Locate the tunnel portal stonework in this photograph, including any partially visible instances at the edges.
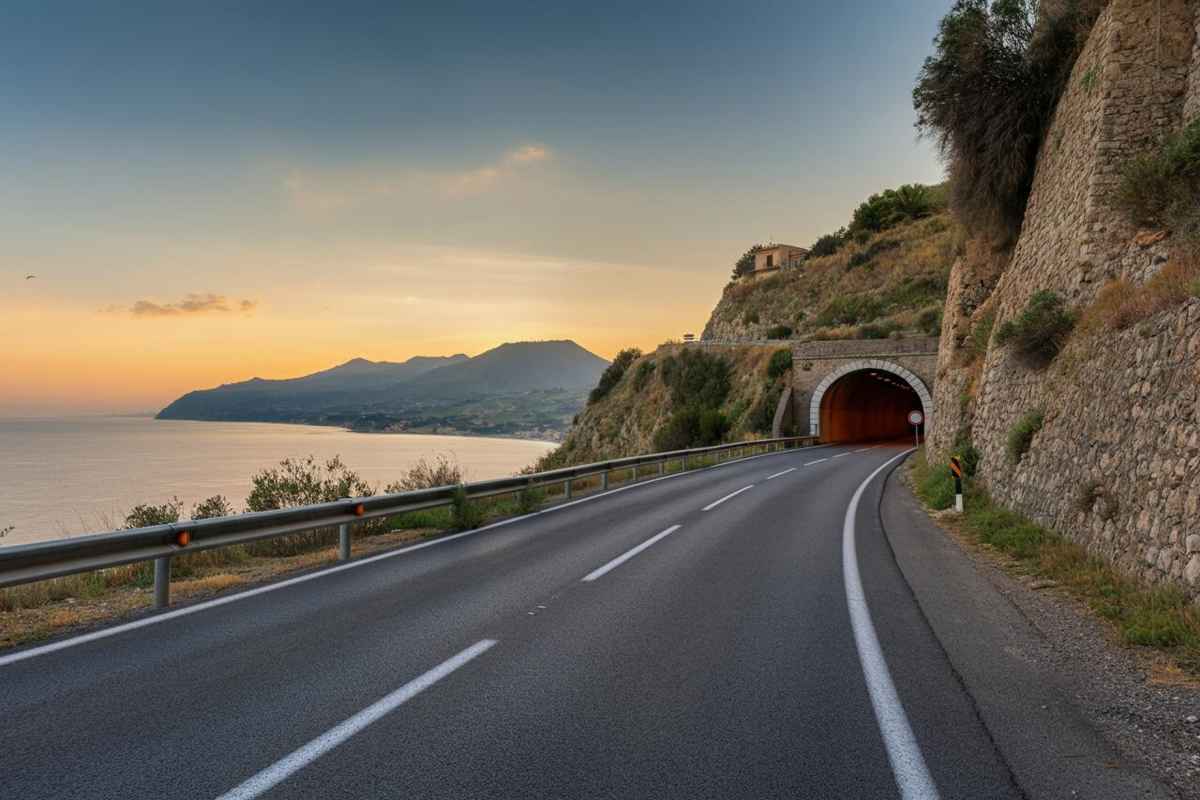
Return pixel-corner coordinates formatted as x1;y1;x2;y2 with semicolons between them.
786;338;939;441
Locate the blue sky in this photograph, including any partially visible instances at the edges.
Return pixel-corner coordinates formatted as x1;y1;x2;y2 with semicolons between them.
0;0;951;414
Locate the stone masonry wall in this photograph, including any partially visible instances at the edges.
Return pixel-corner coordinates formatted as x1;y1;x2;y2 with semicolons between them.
932;0;1200;598
1188;1;1200;120
974;300;1200;589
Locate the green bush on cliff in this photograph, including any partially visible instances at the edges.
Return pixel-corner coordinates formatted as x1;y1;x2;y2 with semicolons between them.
1116;118;1200;240
995;291;1075;366
766;349;793;380
1006;409;1045;464
589;348;641;404
817;295;884;326
631;359;656;391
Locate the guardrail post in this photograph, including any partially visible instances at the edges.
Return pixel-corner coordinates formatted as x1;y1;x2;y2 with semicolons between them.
564;479;572;499
338;523;351;561
601;471;609;490
632;464;638;481
153;556;170;608
658;460;664;475
682;453;688;471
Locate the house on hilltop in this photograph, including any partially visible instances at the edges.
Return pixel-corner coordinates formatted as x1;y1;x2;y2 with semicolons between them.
753;243;808;275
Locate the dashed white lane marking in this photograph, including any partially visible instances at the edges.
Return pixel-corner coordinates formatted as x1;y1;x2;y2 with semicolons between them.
833;453;850;458
841;449;939;800
854;447;873;453
582;525;683;582
701;485;754;512
0;444;826;669
765;467;796;480
804;458;829;466
214;639;497;800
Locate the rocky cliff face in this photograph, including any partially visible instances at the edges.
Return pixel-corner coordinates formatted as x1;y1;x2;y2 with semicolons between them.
931;0;1200;597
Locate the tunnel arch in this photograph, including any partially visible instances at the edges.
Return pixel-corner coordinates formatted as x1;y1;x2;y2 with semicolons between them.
808;360;933;443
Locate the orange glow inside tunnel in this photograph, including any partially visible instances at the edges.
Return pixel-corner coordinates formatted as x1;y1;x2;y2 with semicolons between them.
818;369;924;444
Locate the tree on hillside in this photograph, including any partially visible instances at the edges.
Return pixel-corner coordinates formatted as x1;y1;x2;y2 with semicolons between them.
731;245;765;280
809;228;846;258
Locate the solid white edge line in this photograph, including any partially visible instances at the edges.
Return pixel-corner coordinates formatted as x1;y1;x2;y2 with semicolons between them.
0;443;836;669
581;525;682;582
701;484;754;512
214;639;497;800
804;458;829;466
842;448;939;800
765;467;796;481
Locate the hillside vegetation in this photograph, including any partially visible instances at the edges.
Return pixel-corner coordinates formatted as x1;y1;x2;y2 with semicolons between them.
703;202;963;342
535;345;791;468
537;184;963;467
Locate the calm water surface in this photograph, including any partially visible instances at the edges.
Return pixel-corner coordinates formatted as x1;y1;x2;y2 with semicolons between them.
0;417;555;545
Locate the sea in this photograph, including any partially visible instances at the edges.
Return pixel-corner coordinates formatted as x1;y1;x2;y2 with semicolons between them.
0;416;556;546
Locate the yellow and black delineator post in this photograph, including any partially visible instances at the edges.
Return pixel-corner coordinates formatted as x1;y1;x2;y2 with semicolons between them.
949;456;965;513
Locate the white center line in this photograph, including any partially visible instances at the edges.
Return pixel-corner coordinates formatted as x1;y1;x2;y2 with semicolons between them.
214;639;497;800
854;447;873;453
582;525;682;582
765;467;796;480
804;458;829;466
701;484;754;512
833;453;850;458
842;449;939;800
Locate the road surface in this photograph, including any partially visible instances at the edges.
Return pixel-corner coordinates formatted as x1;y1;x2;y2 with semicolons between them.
0;444;1171;798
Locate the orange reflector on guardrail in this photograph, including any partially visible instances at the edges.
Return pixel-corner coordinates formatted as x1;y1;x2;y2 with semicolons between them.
175;530;191;547
354;503;365;517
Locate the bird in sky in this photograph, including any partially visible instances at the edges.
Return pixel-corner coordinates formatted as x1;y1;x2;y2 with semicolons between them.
25;274;36;279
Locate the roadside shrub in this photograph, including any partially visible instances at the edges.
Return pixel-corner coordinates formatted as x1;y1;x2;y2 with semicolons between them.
766;349;793;380
653;407;729;451
589;348;641;404
190;495;234;520
911;451;956;510
516;483;546;514
245;455;380;555
914;0;1103;239
765;324;793;339
1114;118;1200;238
918;307;943;336
817;295;884;326
951;428;981;477
743;310;760;325
385;454;463;492
809;229;845;257
451;485;482;530
632;359;656;391
995;291;1075;366
124;499;182;529
1006;409;1045;464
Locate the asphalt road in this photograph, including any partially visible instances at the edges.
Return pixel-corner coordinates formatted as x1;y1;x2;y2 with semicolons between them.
0;443;1169;799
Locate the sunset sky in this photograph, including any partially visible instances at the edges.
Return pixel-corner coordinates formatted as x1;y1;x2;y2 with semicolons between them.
1;1;947;416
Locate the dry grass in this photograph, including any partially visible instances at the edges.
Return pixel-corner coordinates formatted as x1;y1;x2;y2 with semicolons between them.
1079;254;1200;334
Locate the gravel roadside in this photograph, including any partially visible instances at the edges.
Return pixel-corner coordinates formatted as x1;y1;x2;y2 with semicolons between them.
887;463;1199;799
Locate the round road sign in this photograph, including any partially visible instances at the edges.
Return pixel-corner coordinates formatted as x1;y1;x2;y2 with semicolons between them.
907;410;924;426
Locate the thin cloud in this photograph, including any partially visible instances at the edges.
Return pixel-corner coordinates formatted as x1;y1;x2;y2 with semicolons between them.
119;293;258;318
283;143;554;211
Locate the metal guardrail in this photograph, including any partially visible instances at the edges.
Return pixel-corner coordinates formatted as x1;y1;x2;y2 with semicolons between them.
0;436;817;608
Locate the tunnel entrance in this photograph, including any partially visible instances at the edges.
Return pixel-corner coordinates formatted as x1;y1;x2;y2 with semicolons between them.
809;361;932;444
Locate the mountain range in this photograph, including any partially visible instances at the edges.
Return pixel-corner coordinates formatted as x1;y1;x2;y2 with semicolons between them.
157;340;609;438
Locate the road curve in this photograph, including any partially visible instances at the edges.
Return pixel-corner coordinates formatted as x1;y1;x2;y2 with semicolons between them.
0;445;1059;798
